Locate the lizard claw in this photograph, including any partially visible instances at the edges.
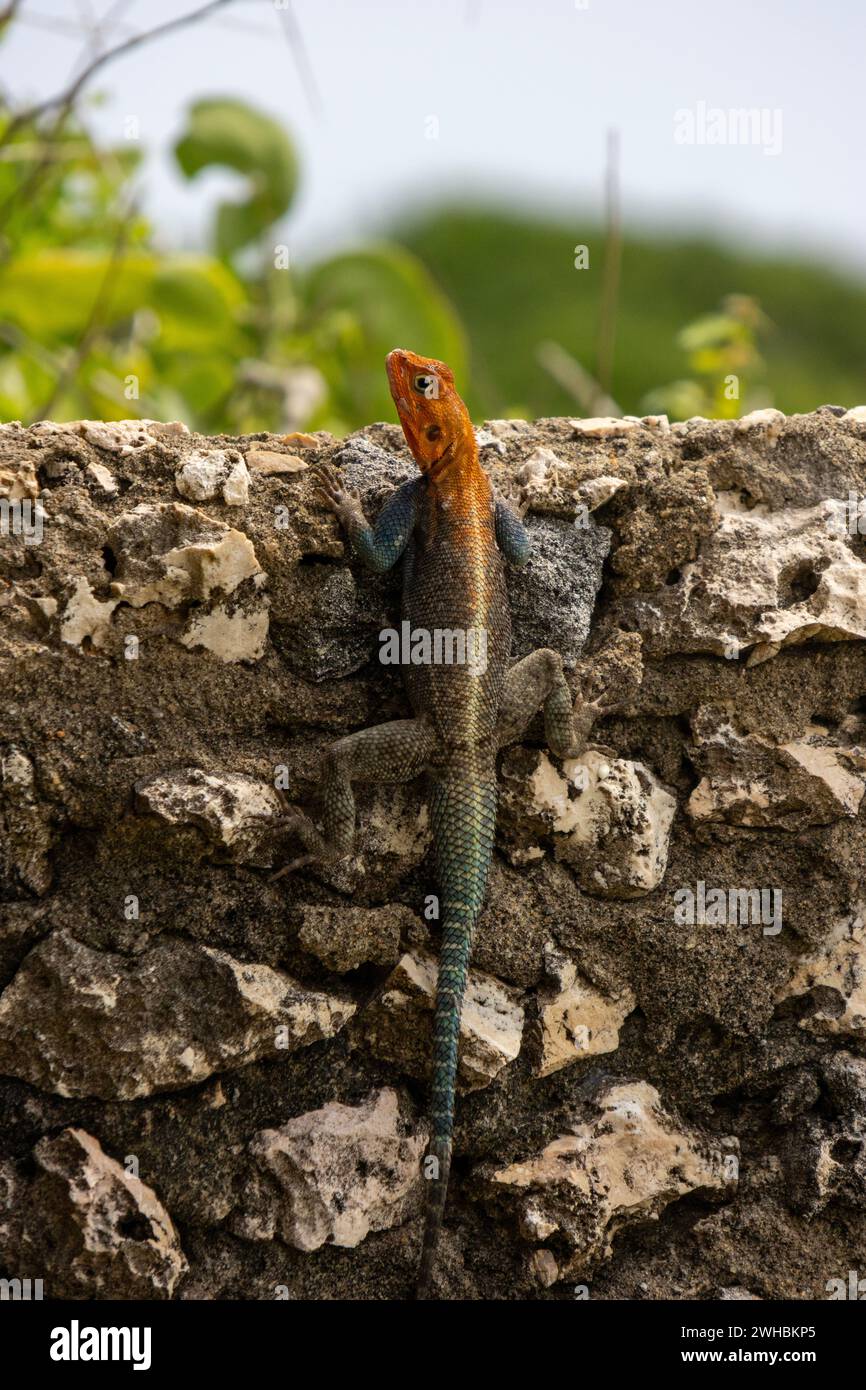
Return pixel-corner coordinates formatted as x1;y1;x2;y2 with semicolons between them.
501;482;532;520
240;792;332;882
312;463;362;520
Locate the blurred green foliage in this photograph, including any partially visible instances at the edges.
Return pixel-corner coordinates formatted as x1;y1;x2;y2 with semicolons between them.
397;208;866;421
0;92;466;433
0;62;863;432
644;294;770;420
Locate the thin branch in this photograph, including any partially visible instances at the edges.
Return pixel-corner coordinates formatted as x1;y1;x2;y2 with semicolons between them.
276;1;323;120
11;11;130;38
537;339;621;418
596;127;623;400
34;207;133;420
5;0;236;136
0;319;67;376
0;140;94;160
0;0;240;233
0;0;24;28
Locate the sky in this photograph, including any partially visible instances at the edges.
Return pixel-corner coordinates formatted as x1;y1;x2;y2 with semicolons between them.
4;0;865;272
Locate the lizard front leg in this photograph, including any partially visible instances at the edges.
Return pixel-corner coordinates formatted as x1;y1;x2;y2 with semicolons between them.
314;463;420;573
270;718;436;880
495;647;619;759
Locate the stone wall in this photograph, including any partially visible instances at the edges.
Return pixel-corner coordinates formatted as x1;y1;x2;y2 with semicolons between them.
0;404;865;1300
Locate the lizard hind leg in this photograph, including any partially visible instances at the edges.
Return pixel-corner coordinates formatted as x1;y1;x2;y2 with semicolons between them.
495;646;613;760
271;717;436;880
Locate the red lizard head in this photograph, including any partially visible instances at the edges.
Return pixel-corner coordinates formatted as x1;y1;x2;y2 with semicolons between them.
386;348;477;484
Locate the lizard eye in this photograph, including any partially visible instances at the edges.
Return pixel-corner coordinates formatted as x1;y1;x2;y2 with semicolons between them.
413;373;438;399
426;425;442;441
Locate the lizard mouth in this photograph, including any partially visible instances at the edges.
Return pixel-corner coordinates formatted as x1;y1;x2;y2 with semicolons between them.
426;440;453;480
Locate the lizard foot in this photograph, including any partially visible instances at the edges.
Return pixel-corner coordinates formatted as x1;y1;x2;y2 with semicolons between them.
240;793;334;882
501;481;533;519
312;462;364;529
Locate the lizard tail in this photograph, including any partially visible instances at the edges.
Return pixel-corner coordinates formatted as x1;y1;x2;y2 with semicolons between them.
416;757;496;1300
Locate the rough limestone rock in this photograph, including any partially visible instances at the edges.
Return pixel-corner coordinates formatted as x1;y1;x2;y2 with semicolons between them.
0;746;55;894
822;1050;866;1112
108;502;262;606
487;1082;737;1279
134;766;284;866
776;907;866;1038
687;706;866;827
500;746;676;897
0;1127;186;1298
175;448;249;506
244;447;309;476
104;501;269;662
507;513;611;668
0;408;865;1300
235;1088;426;1250
0;930;355;1097
534;949;635;1076
297;903;411;973
630;494;866;663
358;948;524;1091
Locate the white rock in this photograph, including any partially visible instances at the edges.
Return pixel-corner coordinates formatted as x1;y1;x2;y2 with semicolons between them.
571;417;639;438
735;407;786;442
632;496;866;662
222;457;250;506
238;1089;426;1251
475;428;507;455
529;1249;560;1287
0;929;356;1098
85;461;118;494
517;446;563;484
504;748;676;898
179;599;269;662
59;576;119;648
842;406;866;425
0;458;39;500
535;972;635;1076
687;711;866;827
641;414;671;433
1;749;34;789
482;419;534;440
245;448;308;475
134;768;282;849
79;419;181;453
578;474;628;511
1;1128;189;1298
174;448;232;502
776;907;866;1038
489;1081;736;1278
359;948;524;1091
108;504;262;610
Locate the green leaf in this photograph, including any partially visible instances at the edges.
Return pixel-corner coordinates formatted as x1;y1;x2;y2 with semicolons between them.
302;243;468;425
0;249;243;347
677;313;748;353
0;249;159;337
150;257;245;350
174;98;299;256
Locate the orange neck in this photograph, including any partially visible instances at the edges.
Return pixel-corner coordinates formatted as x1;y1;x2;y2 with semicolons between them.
426;439;490;512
